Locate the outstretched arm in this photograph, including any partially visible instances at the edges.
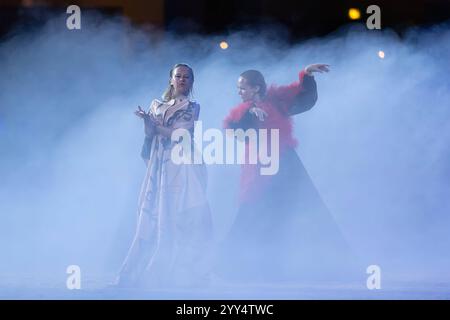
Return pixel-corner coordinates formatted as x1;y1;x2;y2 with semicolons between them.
287;70;318;116
269;64;329;116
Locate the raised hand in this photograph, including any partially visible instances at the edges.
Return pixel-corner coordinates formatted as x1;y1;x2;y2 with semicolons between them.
304;63;330;75
134;106;150;119
135;106;156;137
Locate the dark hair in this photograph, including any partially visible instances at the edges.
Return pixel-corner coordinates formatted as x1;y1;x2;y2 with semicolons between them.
162;63;195;101
240;69;267;97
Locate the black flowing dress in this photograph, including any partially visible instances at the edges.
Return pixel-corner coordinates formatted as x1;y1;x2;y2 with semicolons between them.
217;71;359;283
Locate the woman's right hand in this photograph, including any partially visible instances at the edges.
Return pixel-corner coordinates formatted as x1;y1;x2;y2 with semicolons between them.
135;106;155;136
134;106;151;119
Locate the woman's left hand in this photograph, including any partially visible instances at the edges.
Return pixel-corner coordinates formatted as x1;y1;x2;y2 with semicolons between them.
304;63;330;75
249;106;268;122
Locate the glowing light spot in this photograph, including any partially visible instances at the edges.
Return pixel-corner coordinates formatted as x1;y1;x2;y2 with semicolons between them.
219;41;229;50
348;8;361;20
378;50;385;59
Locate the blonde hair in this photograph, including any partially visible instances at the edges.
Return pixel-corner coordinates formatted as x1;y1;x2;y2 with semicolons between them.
162;63;194;102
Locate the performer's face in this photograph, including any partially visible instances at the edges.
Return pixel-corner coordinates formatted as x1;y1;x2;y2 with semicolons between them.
170;66;193;97
237;76;260;102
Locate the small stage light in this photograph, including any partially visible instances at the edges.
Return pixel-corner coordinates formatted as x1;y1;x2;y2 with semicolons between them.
348;8;361;20
219;41;229;50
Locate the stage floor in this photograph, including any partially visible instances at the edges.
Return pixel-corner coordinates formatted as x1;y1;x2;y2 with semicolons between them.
1;275;449;299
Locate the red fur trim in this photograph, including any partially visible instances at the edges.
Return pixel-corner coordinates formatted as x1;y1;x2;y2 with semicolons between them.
223;101;253;129
298;69;309;87
267;71;305;102
266;69;313;114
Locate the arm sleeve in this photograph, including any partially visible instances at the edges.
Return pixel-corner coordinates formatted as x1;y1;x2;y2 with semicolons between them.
140;136;153;161
140;99;159;162
268;70;318;116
